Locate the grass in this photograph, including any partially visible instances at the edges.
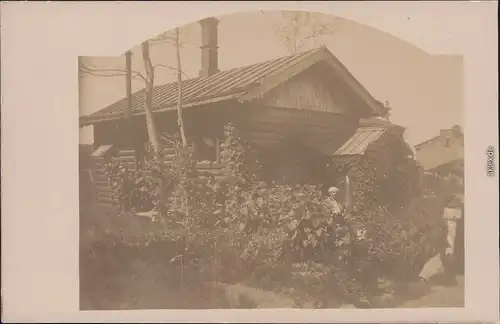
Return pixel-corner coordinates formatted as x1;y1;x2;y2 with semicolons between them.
79;205;230;310
80;241;464;310
398;276;464;308
80;245;232;310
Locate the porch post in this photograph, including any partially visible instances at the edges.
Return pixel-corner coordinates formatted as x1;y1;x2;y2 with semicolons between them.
345;174;352;214
215;137;221;163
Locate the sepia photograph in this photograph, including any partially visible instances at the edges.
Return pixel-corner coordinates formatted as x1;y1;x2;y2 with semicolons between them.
78;10;466;310
3;1;499;322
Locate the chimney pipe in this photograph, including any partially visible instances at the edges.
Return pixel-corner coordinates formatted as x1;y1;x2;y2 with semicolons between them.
199;17;220;77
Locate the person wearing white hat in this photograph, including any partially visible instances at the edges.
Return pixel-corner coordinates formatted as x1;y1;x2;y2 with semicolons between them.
328;186;339;194
325;186;342;215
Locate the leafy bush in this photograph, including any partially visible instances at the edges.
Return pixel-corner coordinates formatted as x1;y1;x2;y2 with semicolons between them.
104;160;159;212
290;261;366;304
94;122;447;306
241;227;288;266
326;136;445;286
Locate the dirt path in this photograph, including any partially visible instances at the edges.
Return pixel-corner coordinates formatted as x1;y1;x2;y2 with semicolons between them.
399;276;464;308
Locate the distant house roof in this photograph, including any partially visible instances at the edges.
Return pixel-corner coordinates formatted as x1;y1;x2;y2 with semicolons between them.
432;158;464;176
415;126;464;170
80;47;386;127
418;156;464;173
415;125;463;149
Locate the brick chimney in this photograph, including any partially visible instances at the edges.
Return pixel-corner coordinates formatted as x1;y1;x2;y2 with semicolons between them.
199;17;220;77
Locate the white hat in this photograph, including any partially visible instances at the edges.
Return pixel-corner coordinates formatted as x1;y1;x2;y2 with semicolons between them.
328;186;339;193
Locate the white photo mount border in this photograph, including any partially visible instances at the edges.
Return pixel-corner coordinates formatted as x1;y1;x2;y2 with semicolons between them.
1;1;498;323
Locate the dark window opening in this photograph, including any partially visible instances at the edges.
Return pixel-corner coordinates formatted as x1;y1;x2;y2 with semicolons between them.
194;136;220;162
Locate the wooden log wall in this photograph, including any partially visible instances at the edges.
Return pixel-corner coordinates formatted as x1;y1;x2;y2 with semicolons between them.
111;149;136;171
235;103;359;156
227;102;360;185
90;155;119;209
195;161;226;180
91;147;227;211
259;63;348;114
160;148;226;180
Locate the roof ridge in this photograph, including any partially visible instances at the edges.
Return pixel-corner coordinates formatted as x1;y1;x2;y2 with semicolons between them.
81;46;387;126
82;48;327;122
159;47;323;86
415;134;440;148
220;47;322;72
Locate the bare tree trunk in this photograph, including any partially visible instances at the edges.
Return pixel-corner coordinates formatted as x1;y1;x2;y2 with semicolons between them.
174;28;190;219
141;41;166;212
141;42;161;156
175;28;188;147
125;50;140;165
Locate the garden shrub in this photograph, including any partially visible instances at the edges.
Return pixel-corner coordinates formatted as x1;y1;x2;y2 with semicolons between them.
290;261;366;305
326;133;447;287
104;160;159;212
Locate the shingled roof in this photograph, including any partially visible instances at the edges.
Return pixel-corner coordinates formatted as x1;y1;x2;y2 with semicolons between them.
334;126;391;156
80;47;386;126
333;119;412;157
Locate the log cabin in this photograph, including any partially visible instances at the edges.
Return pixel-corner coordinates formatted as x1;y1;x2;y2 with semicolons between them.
79;17;396;207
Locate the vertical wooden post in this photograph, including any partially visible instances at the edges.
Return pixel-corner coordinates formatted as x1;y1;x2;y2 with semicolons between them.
215;137;221;163
125;51;133;120
125;50;139;168
345;174;351;214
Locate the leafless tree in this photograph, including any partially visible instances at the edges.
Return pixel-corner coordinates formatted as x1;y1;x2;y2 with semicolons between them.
80;29;192;210
270;11;340;54
79;29;191;146
174;28;188;146
140;41;162;158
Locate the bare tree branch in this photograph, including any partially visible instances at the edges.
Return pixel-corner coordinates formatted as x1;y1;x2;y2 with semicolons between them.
150;37;196;48
80;63;146;81
81;61;191;81
272;11;340;55
152;63;191;79
80;27;195;82
150;28;195;48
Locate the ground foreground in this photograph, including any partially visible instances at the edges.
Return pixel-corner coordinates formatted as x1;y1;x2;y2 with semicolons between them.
80;205;463;310
80;245;464;310
399;276;464;308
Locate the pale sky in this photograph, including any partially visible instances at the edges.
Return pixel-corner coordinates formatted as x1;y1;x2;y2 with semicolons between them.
79;11;463;146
